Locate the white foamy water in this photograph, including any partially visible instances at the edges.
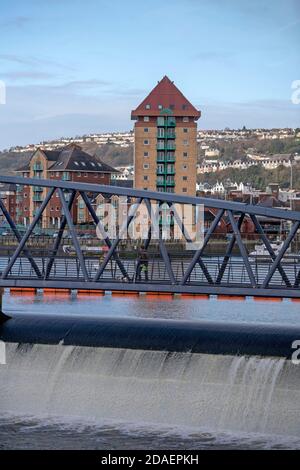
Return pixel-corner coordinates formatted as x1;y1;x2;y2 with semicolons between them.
1;342;299;444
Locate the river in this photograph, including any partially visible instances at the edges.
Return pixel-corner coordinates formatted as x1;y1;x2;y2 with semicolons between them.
0;291;299;450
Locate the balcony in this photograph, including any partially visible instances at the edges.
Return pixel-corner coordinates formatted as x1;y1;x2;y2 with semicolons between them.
166;180;175;187
157;167;175;175
167;118;176;127
166;155;176;163
157;155;165;163
156;179;165;186
156;143;176;151
166;131;176;139
33;195;43;202
33;164;43;171
33;186;43;192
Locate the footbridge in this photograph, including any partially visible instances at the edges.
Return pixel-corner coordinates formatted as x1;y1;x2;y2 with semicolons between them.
0;175;300;299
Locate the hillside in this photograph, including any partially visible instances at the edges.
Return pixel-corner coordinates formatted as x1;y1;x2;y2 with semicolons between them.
0;151;32;176
0;144;134;177
197;164;300;190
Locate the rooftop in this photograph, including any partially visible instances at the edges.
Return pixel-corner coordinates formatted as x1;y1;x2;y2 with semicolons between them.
17;144;118;174
131;75;201;119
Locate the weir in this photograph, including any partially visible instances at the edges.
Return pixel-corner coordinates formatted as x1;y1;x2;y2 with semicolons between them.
0;314;300;437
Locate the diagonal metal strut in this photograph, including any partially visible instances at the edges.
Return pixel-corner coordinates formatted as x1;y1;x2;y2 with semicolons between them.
1;188;55;279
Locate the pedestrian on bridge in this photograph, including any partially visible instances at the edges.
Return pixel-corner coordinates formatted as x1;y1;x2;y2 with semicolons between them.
136;244;149;282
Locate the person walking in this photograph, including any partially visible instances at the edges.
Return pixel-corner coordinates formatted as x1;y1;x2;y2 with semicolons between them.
136;244;149;282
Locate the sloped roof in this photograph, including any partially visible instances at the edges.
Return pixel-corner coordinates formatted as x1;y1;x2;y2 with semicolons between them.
131;75;201;119
16;144;118;174
49;144;117;173
257;195;285;208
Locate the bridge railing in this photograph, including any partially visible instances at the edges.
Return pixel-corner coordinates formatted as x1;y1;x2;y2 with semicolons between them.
0;175;300;297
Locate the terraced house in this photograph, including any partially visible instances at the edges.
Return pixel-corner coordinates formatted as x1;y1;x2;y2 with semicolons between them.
131;76;201;196
16;144;117;228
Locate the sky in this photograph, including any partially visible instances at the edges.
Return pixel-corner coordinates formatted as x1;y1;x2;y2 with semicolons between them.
0;0;299;149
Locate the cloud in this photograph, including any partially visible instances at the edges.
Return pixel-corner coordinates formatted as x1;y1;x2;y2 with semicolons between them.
0;16;31;30
0;54;74;71
53;79;113;90
192;51;235;66
1;71;55;81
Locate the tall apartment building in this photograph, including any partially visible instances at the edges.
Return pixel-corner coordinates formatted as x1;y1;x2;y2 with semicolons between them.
131;76;201;196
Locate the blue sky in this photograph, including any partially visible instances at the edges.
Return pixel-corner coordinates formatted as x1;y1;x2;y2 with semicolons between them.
0;0;299;149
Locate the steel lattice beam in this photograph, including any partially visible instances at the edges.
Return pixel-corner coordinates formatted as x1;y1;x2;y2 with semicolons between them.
0;175;299;298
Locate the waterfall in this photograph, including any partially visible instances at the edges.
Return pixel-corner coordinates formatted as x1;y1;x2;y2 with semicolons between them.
0;342;299;437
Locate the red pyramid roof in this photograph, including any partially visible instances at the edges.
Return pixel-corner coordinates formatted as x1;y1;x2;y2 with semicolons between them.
131;76;201;120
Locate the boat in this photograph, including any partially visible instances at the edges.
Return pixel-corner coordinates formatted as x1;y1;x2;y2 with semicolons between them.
249;241;299;262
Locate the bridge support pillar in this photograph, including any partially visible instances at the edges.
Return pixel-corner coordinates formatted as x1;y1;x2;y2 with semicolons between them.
0;288;11;323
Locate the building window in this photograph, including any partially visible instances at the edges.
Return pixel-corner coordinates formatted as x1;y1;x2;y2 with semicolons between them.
144;128;149;132
143;187;148;191
143;163;149;170
183;128;188;133
183;140;189;146
143;176;148;181
182;104;187;110
144;116;150;122
144;152;149;157
183;117;189;122
182;164;188;170
145;104;151;109
183;152;188;158
182;188;187;192
169;104;174;110
144;140;149;145
158;104;163;110
183;176;188;181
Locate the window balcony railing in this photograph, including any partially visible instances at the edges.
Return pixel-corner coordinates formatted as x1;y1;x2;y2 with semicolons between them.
156;143;176;151
33;164;43;171
157;167;175;175
166;132;176;139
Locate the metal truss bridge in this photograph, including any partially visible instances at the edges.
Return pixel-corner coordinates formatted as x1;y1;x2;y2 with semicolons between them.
0;175;300;299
